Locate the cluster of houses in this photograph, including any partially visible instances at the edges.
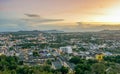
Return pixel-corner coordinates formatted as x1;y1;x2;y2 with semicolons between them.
0;31;120;73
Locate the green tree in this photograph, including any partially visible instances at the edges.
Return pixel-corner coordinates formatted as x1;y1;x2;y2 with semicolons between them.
60;66;69;74
91;63;106;74
69;56;85;65
33;51;39;57
75;64;91;74
46;60;52;65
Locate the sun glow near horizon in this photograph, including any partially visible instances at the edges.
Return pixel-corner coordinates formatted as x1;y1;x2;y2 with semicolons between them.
0;0;120;32
90;5;120;24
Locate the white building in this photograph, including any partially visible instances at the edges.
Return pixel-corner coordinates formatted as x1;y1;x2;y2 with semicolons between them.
60;46;72;54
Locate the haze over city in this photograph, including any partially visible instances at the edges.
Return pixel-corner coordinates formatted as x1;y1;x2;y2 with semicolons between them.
0;0;120;74
0;0;120;32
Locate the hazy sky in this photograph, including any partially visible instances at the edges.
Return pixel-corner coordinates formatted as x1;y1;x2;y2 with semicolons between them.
0;0;120;32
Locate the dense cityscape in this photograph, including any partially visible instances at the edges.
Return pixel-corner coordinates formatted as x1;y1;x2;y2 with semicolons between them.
0;30;120;74
1;0;120;74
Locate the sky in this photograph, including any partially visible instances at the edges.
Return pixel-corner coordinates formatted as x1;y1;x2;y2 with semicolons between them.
0;0;120;32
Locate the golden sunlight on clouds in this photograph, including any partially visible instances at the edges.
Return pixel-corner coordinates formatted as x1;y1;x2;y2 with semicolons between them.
89;3;120;24
0;0;120;32
53;0;120;24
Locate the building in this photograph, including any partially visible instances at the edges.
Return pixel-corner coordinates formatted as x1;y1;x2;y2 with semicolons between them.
60;46;72;54
95;53;104;62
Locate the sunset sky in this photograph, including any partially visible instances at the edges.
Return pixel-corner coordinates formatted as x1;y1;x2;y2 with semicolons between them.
0;0;120;32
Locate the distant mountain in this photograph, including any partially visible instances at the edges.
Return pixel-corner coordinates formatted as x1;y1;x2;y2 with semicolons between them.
99;30;120;33
0;30;64;35
42;30;64;33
